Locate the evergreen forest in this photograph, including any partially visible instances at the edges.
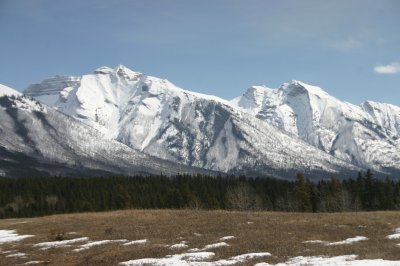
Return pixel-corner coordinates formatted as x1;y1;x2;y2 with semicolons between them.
1;170;400;218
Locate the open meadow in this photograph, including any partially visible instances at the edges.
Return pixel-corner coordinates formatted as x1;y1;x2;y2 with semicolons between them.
1;210;400;265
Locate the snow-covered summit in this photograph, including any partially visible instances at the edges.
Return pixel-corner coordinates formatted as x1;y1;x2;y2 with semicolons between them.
283;80;330;97
24;65;361;178
231;80;400;174
0;84;21;97
22;65;400;177
1;84;213;177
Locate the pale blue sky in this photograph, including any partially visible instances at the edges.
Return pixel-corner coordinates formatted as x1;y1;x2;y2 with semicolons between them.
1;0;399;104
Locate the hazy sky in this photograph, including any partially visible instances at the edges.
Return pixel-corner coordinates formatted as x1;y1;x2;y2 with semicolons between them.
1;0;399;104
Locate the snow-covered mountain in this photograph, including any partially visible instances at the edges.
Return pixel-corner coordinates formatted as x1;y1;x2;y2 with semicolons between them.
24;65;361;179
0;84;211;177
231;80;400;175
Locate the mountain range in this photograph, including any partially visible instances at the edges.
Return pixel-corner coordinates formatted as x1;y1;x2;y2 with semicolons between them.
1;65;399;179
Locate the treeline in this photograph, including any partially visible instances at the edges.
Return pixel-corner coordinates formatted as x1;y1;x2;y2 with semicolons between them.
0;170;400;218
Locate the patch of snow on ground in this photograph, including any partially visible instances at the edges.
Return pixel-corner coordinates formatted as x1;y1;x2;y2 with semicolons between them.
194;233;202;237
73;239;128;252
303;240;329;244
188;242;229;252
33;237;89;249
6;252;27;257
119;251;215;265
123;239;147;246
170;241;189;249
119;251;271;266
215;253;271;265
254;255;400;265
303;236;368;246
202;242;229;250
220;236;235;241
386;228;400;240
326;236;368;245
0;229;34;244
0;249;16;254
22;261;50;265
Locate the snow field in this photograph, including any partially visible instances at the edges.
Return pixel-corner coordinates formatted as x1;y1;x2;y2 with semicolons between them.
219;236;235;241
255;255;400;266
123;239;148;246
72;239;129;252
33;237;89;250
169;241;189;249
119;252;271;266
0;229;34;244
188;242;230;252
303;236;368;245
386;228;400;240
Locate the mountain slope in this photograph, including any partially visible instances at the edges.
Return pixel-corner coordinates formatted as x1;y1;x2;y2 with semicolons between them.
25;66;360;179
231;80;400;175
0;84;211;177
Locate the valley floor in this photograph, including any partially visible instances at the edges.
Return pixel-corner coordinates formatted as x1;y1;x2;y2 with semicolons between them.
0;210;400;265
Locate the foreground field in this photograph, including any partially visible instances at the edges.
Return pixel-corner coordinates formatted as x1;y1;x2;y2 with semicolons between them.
0;210;400;265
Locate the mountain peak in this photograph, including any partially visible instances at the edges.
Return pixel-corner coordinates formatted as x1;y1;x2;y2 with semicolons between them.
115;64;141;79
0;84;22;97
280;80;330;98
94;66;114;74
94;65;141;80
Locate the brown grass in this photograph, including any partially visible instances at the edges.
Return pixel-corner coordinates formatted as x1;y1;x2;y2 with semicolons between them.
0;210;400;265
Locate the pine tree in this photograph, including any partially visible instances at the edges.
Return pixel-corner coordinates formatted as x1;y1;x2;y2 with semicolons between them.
294;173;312;212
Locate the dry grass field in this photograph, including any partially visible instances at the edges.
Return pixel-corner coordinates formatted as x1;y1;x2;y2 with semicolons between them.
0;210;400;265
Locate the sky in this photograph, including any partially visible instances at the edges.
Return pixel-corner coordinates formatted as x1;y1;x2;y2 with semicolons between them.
0;0;399;105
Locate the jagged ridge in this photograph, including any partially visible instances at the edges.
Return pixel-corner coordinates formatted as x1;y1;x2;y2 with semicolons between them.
23;65;365;179
231;80;400;176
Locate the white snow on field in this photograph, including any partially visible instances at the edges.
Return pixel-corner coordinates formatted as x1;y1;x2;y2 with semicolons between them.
119;251;215;265
0;229;34;244
6;252;27;257
303;236;368;246
303;240;329;244
254;255;400;265
73;239;128;252
0;249;17;254
123;239;148;246
202;242;229;250
22;262;50;265
33;237;89;249
119;251;271;265
326;236;368;245
386;228;400;240
211;253;271;265
170;241;189;249
188;242;229;252
220;236;235;241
